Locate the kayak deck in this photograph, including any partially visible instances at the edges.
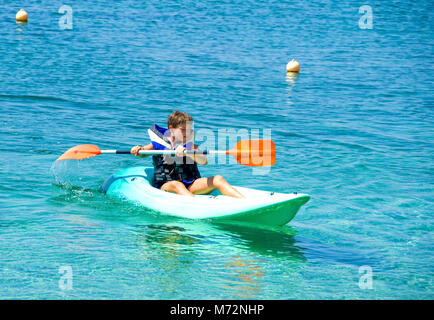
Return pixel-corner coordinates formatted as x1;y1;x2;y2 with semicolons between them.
100;166;310;227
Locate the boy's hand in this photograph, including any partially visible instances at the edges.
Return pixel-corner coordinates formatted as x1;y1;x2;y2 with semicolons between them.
131;145;142;156
175;145;186;157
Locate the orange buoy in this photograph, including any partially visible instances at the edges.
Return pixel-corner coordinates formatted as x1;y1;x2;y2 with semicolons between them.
286;59;300;73
16;9;28;22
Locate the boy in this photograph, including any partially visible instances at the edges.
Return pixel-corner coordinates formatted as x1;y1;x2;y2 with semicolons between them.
131;111;244;198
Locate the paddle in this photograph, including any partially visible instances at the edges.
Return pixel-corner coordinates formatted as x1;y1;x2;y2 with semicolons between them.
56;139;276;167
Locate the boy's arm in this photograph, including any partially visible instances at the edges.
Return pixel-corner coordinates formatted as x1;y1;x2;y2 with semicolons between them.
186;144;207;165
131;143;153;158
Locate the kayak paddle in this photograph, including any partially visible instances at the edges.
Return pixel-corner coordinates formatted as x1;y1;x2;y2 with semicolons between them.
56;140;276;166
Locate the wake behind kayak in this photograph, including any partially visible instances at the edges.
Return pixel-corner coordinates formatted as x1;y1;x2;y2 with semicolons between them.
100;166;310;227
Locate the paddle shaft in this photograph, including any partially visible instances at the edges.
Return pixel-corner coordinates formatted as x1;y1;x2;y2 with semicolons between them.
56;140;275;166
100;149;226;155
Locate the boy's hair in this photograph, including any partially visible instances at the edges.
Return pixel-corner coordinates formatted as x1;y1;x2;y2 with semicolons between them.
168;110;193;128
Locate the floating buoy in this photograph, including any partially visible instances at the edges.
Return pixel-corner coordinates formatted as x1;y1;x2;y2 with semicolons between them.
286;59;300;73
16;9;28;22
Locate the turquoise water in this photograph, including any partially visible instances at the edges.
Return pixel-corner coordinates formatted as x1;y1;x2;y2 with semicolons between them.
1;0;433;299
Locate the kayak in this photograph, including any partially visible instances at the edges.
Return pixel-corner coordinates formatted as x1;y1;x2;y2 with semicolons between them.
100;166;310;227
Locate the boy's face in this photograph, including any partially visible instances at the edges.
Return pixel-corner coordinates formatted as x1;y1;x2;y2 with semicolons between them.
169;122;193;143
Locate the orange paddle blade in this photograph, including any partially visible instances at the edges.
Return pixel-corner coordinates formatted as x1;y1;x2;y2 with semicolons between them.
227;140;276;166
56;144;101;161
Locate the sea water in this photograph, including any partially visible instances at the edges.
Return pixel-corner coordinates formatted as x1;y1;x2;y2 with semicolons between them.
0;0;432;299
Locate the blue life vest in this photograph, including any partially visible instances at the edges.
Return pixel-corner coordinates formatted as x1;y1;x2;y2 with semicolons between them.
148;124;201;188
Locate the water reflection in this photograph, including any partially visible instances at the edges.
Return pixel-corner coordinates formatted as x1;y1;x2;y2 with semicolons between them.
133;224;202;250
129;221;307;298
131;221;307;262
15;21;27;42
223;255;264;299
285;72;299;107
131;223;202;296
285;72;299;85
212;223;306;262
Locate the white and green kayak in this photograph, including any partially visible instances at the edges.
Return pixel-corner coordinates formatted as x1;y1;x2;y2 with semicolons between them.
100;166;310;227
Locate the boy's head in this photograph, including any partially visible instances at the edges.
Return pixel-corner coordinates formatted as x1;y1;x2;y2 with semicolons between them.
168;110;194;143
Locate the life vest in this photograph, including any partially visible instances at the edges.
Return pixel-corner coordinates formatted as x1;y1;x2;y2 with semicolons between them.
148;124;201;188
